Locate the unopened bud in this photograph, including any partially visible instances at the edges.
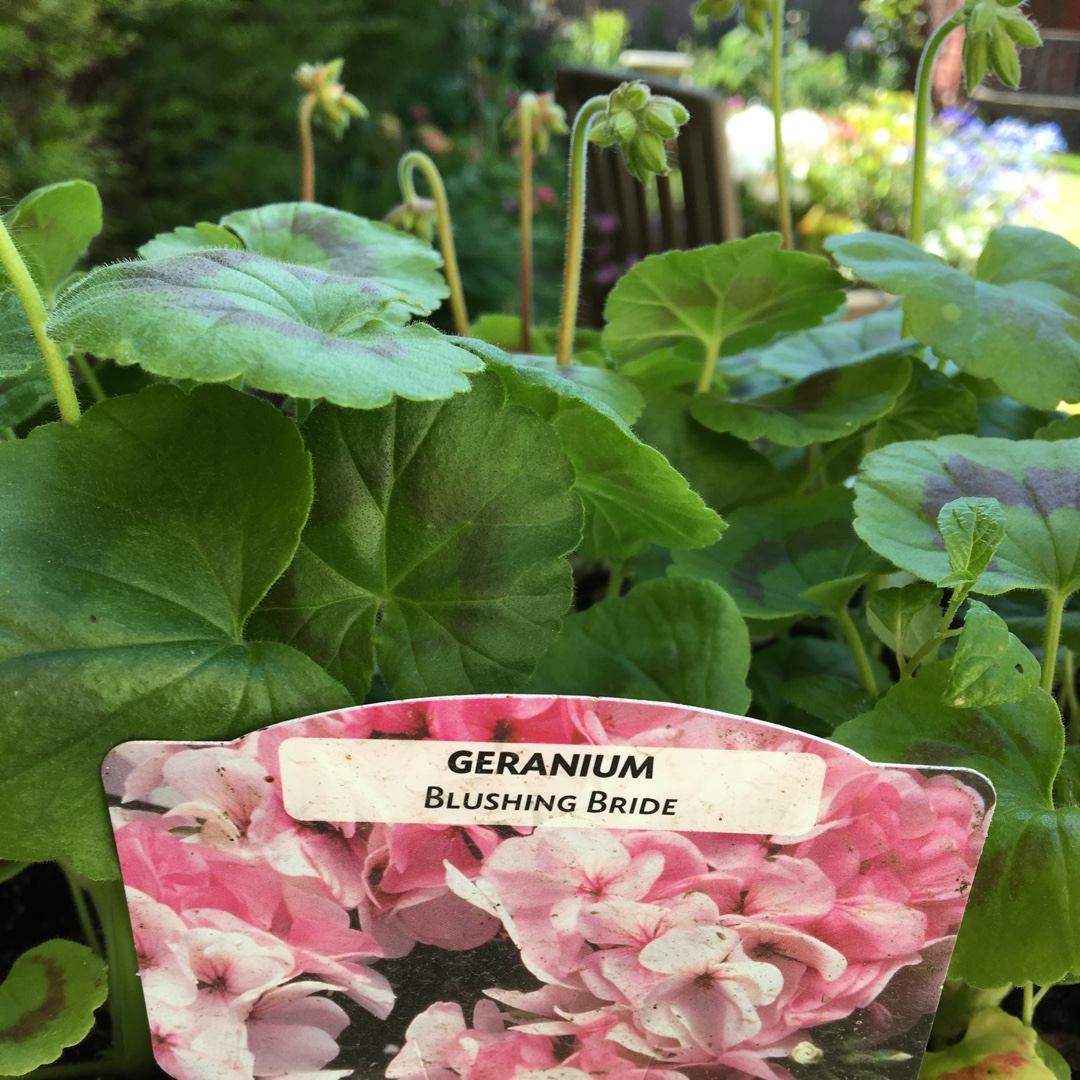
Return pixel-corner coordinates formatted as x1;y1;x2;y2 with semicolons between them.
964;32;990;91
1000;12;1041;47
694;0;739;18
609;109;638;142
968;0;999;35
644;101;680;138
617;81;652;112
623;130;669;185
589;117;619;147
743;1;767;35
791;1042;823;1065
990;24;1021;86
384;198;437;242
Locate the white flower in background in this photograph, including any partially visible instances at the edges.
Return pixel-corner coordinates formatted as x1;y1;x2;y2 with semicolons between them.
725;104;829;205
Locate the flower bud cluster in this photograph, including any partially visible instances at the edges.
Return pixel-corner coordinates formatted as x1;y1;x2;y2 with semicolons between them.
294;58;368;139
589;81;691;187
504;91;569;156
961;0;1042;91
384;198;438;242
694;0;772;36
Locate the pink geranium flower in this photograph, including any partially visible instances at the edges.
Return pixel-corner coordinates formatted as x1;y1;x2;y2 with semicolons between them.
246;982;350;1076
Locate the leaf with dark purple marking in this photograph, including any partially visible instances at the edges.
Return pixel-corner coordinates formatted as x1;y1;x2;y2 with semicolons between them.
47;249;481;407
670;486;889;619
0;940;108;1075
138;221;244;260
834;662;1080;988
689;355;911;447
827;228;1080;410
854;436;1080;596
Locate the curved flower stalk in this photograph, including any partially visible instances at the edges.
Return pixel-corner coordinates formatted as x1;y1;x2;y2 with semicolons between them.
294;59;368;203
909;0;1041;245
505;91;568;353
556;81;690;366
696;0;793;249
392;150;470;336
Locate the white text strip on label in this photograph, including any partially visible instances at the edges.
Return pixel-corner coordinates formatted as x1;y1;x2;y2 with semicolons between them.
278;739;827;835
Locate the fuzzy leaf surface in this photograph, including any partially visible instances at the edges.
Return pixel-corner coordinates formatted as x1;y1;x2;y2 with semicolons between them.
0;385;349;878
603;235;847;368
47;249;481;408
138;222;244;260
834;663;1078;987
854;436;1080;596
826;229;1080;409
0;293;39;376
250;372;583;700
671;487;887;619
0;940;108;1075
945;600;1041;708
526;577;751;712
0;366;54;427
690;355;911;446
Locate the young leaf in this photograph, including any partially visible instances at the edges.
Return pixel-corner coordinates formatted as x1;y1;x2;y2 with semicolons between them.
872;362;978;448
834;663;1077;987
865;582;943;661
690;355;912;447
0;940;108;1076
603;235;847;368
47;249;482;408
826;229;1080;410
854;436;1080;596
0;293;40;377
138;222;245;259
937;496;1006;587
2;181;103;302
671;487;889;620
526;577;751;712
222;202;449;317
633;388;790;513
945;600;1041;707
250;371;583;700
0;384;349;879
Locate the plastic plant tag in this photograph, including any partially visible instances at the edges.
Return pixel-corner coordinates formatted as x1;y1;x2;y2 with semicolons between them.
101;695;994;1080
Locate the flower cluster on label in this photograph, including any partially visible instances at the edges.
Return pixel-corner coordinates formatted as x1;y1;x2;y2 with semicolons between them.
106;696;987;1080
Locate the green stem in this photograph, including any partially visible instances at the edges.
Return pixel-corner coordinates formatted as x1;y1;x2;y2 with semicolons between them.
694;338;723;396
1030;982;1054;1017
834;606;878;696
909;12;965;246
61;864;103;958
901;587;968;678
1021;982;1034;1026
83;879;154;1078
1065;650;1080;742
556;95;609;367
399;151;470;337
770;0;794;250
1042;591;1068;695
518;93;536;354
0;219;80;425
607;561;625;600
299;93;316;202
72;351;106;403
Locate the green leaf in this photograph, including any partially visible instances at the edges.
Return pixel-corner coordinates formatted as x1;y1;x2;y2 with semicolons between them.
756;305;915;379
633;388;790;513
826;228;1080;410
1035;414;1080;442
0;293;39;377
854;436;1080;596
603;235;847;369
1035;1036;1072;1080
2;181;102;301
0;384;349;878
138;221;245;260
470;314;606;364
671;487;888;619
778;675;876;731
250;371;583;700
47;249;483;408
690;355;912;447
834;663;1078;987
945;600;1041;707
525;576;751;712
0;366;54;429
977;396;1062;440
938;496;1006;587
0;940;108;1075
222;202;449;317
865;582;943;661
872;362;978;448
921;1009;1056;1080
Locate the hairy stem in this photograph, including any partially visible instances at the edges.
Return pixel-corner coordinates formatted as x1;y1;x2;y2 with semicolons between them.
0;219;80;426
518;93;536;354
771;0;794;250
834;606;878;696
1042;591;1068;695
556;95;609;367
83;878;154;1078
399;150;470;336
299;93;317;202
72;351;106;403
910;13;964;245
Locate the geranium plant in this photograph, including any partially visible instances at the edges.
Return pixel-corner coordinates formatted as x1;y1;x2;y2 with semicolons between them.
0;3;1077;1076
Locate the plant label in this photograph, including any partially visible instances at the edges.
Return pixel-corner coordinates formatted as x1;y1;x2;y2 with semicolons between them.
102;695;994;1080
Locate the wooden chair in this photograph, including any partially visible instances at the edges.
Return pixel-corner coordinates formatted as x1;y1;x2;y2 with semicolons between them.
554;66;742;325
